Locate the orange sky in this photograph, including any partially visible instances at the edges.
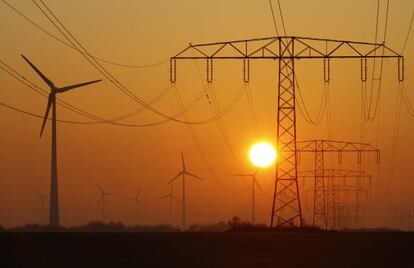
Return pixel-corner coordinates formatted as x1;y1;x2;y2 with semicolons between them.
0;0;413;228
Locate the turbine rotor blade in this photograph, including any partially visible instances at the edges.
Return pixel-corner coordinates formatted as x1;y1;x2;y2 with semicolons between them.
58;79;102;93
234;174;251;177
181;151;185;171
185;171;203;180
169;171;183;184
21;55;54;88
40;96;53;137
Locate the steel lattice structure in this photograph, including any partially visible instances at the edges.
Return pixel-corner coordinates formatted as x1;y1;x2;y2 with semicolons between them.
299;167;372;229
170;36;403;228
294;140;378;229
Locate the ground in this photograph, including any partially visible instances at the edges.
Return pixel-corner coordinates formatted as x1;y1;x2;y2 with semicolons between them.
1;231;413;267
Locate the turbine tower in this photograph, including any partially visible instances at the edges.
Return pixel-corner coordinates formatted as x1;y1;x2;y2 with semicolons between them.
22;55;101;226
159;184;179;226
169;151;203;230
34;190;48;224
97;183;115;221
234;170;262;224
129;188;143;224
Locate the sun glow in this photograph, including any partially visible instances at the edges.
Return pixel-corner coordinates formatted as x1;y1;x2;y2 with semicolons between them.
249;142;277;168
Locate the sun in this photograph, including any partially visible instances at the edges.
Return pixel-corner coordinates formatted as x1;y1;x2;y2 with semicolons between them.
249;142;277;168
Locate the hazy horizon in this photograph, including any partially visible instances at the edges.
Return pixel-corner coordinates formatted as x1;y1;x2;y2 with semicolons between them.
0;0;413;229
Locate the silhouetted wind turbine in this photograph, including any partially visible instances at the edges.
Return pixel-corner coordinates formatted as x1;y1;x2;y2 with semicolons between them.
22;55;102;226
234;169;262;224
97;183;115;221
129;188;143;224
169;151;203;230
34;190;48;224
159;184;179;226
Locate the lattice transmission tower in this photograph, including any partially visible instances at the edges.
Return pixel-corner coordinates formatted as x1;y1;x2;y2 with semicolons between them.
299;168;372;229
294;140;379;229
170;36;404;227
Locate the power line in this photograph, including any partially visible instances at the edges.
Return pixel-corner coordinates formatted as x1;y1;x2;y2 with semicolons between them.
208;84;241;166
0;100;94;124
1;56;247;127
1;0;168;68
268;0;279;36
276;0;287;36
401;11;414;55
32;0;198;125
366;0;389;121
400;82;414;117
383;82;403;197
172;84;248;195
296;79;327;125
0;58;173;126
34;0;248;126
245;83;260;133
268;0;327;125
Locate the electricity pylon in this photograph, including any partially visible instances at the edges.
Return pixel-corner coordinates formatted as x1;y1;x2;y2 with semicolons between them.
170;36;403;227
234;170;262;224
300;170;371;229
398;209;413;230
295;140;378;229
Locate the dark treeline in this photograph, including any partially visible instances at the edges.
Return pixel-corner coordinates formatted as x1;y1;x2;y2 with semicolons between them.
0;216;320;232
0;216;401;232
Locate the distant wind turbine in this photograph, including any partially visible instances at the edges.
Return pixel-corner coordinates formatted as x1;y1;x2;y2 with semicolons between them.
97;183;115;221
34;190;48;224
22;55;102;226
129;188;143;224
169;151;203;230
159;184;179;226
234;169;262;224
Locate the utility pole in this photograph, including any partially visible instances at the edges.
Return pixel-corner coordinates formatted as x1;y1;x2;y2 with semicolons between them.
295;140;378;229
170;36;403;227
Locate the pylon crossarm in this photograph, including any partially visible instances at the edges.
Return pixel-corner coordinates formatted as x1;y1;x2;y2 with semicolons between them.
298;169;371;178
172;36;402;60
295;140;379;152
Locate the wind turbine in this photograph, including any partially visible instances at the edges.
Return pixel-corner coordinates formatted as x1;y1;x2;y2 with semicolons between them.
169;151;203;230
234;169;262;224
97;183;115;221
159;184;179;226
34;190;48;224
129;188;143;224
22;55;102;226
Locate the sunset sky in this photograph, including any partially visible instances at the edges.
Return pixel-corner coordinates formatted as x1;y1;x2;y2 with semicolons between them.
0;0;413;228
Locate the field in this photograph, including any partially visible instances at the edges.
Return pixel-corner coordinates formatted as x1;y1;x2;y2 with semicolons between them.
1;231;414;267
